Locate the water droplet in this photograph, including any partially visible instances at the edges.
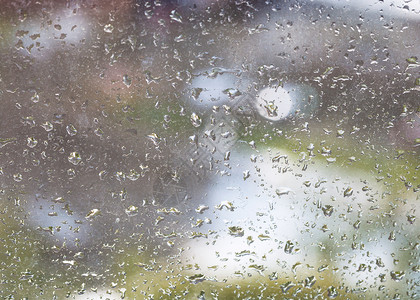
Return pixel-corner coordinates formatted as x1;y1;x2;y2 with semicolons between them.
215;201;235;211
276;187;292;196
247;236;254;245
67;168;75;177
53;197;65;203
280;281;295;293
344;187;353;197
68;152;82;165
407;215;416;224
115;171;126;182
66;124;77;136
258;234;270;241
125;205;138;217
122;75;132;87
190;113;202;127
27;137;38;148
147;133;160;145
157;207;181;215
228;226;244;237
322;205;334;217
104;24;114;33
305;276;316;288
186;274;205;284
41;121;53;132
195;205;209;213
388;230;396;241
170;10;183;23
85;208;101;220
13;173;23;182
191;219;204;228
284;240;294;254
222;88;241;98
327;286;338;298
249;264;265;274
31;92;39;103
268;272;278;281
99;170;108;180
127;169;140;181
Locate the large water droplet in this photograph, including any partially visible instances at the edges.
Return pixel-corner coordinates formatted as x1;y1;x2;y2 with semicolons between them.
68;152;82;165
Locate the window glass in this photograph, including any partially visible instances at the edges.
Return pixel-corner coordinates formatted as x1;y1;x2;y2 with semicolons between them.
0;0;419;298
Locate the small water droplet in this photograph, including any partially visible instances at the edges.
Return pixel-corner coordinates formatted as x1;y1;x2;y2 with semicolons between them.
170;10;183;23
66;124;77;136
13;173;23;182
67;168;75;177
27;137;38;148
125;205;138;217
147;133;160;145
305;276;316;288
195;205;209;214
68;152;81;165
228;226;244;237
280;281;295;293
122;75;132;87
41;121;53;132
190;113;202;127
85;208;101;220
98;170;108;180
31;92;39;103
186;274;205;284
322;205;334;217
344;187;353;197
327;286;338;298
127;169;140;181
104;24;114;33
276;187;292;196
215;201;235;211
284;240;294;254
268;272;278;281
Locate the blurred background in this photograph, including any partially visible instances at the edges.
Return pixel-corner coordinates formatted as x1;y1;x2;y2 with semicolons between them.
0;0;419;298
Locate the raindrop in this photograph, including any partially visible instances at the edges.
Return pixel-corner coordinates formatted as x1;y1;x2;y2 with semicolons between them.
66;124;77;136
186;274;205;284
170;10;183;23
344;187;353;197
322;205;334;217
127;169;140;181
13;173;23;182
327;286;338;298
85;208;101;220
122;75;132;87
68;152;82;165
31;92;39;103
125;205;139;217
305;276;316;288
104;24;114;33
190;113;202;127
27;137;38;148
41;121;53;132
195;205;209;214
284;240;294;254
228;226;244;237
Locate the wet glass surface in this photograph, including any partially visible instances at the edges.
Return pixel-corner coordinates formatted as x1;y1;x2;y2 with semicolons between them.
0;0;419;298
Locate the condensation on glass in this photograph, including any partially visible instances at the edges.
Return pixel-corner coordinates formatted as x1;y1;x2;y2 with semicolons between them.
0;0;419;299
